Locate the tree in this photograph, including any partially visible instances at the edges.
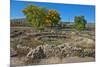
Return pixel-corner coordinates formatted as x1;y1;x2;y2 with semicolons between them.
45;10;61;26
74;16;87;31
22;5;61;30
22;5;47;28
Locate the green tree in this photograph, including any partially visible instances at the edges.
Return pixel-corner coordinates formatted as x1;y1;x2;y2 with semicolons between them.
22;5;61;30
74;16;87;31
22;5;47;28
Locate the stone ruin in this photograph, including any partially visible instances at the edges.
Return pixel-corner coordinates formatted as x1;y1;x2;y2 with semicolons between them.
25;43;95;61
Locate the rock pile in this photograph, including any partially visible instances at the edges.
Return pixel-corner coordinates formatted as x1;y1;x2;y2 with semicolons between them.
25;43;94;61
26;45;46;59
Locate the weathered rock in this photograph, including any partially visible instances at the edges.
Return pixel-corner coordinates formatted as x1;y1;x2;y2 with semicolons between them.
43;45;55;58
16;44;30;56
11;48;17;57
26;45;46;59
15;41;94;60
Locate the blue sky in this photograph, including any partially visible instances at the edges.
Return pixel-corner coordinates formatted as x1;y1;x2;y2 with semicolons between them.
11;0;95;23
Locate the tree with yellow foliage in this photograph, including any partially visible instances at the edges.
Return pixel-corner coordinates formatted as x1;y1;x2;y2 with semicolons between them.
45;10;61;26
22;5;61;29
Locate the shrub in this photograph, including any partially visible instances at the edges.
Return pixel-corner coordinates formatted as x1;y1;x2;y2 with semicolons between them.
74;16;87;31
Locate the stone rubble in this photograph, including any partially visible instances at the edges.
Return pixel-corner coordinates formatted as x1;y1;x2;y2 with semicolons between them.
26;43;95;60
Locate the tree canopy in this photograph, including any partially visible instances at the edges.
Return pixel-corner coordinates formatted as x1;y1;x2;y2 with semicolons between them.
22;5;61;28
74;16;87;31
45;10;61;26
22;5;47;28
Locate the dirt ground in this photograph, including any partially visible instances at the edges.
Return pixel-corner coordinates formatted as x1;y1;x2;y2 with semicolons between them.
10;27;95;66
11;56;95;66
